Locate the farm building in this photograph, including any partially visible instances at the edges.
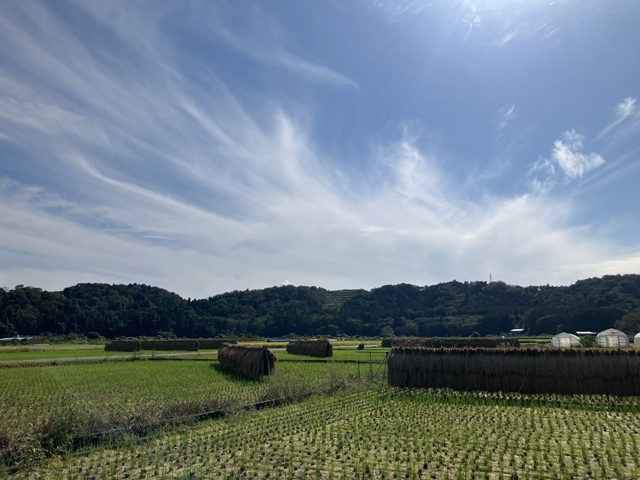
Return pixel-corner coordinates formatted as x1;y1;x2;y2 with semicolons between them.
635;333;640;344
551;332;581;348
596;328;629;348
218;343;277;379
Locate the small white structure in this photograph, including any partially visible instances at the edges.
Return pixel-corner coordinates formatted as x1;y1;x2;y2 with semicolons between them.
596;328;629;348
634;332;640;344
551;332;581;348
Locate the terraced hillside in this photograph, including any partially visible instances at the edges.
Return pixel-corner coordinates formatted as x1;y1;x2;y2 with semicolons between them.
320;289;366;310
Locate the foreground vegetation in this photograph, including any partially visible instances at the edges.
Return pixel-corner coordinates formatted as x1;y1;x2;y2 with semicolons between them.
5;345;640;478
8;387;640;479
0;358;362;466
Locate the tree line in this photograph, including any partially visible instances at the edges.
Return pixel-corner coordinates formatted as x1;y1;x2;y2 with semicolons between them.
1;275;640;339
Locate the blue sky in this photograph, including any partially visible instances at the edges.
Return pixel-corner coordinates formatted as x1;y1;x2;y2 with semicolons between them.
1;0;639;298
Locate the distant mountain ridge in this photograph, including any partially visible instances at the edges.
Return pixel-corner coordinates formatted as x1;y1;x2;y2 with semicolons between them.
1;275;640;339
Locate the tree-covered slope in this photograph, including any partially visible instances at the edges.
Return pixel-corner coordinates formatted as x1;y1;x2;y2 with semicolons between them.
1;275;640;338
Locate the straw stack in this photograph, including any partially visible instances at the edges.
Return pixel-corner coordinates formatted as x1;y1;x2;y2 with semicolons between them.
218;343;277;379
387;347;640;396
104;340;141;352
286;339;333;357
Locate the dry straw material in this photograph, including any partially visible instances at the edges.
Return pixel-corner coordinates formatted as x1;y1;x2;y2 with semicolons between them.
218;343;277;379
197;339;237;349
286;339;333;357
390;339;434;348
139;340;199;351
384;338;519;348
387;347;640;396
104;340;141;352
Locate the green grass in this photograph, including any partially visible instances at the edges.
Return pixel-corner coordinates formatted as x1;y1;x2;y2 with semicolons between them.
15;387;640;479
0;345;224;362
178;346;389;362
0;341;378;362
0;344;112;361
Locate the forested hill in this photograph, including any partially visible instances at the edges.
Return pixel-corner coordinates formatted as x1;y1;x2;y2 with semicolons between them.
2;275;640;339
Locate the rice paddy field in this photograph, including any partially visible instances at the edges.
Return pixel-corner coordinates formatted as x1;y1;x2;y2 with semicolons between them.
0;341;378;362
0;345;225;362
0;359;363;443
7;388;640;479
4;345;640;479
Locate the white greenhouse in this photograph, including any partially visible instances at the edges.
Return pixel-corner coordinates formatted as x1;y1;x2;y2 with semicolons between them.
634;332;640;344
596;328;629;348
551;332;581;348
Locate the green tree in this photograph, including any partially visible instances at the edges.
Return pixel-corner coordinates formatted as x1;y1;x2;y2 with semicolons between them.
615;311;640;334
380;326;394;337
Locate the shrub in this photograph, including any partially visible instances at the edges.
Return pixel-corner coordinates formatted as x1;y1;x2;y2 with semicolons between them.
580;335;596;348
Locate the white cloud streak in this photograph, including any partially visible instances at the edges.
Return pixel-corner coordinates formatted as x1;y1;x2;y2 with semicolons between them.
497;103;517;130
196;4;357;88
595;97;639;142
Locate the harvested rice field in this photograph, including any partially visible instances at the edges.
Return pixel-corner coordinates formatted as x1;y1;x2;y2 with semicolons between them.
9;388;640;479
4;350;640;479
0;359;362;452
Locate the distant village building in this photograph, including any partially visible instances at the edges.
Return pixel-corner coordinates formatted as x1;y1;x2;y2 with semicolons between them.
576;331;597;336
509;328;525;336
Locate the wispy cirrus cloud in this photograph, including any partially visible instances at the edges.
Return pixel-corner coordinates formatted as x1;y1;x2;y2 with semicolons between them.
215;28;357;88
496;103;517;130
1;0;639;298
193;3;358;88
595;97;639;142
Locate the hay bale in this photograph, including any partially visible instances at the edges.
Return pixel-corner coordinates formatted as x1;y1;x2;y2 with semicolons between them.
286;339;333;357
197;339;237;350
139;340;199;351
104;340;141;352
387;347;640;396
218;343;277;379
